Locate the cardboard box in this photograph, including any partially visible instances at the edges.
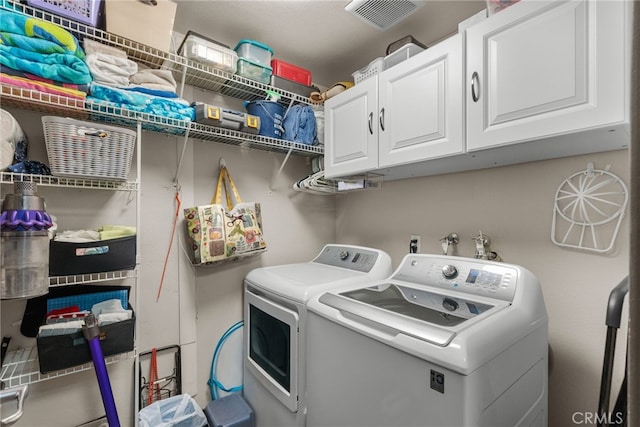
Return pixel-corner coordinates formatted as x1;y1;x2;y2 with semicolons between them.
105;0;177;52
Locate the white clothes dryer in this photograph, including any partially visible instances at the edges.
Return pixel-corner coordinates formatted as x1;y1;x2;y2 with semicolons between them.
243;244;392;427
306;254;548;427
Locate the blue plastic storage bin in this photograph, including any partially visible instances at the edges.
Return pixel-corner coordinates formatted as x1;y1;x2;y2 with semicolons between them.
245;100;285;139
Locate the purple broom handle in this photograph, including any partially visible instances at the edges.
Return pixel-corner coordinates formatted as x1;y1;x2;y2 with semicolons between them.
83;315;121;427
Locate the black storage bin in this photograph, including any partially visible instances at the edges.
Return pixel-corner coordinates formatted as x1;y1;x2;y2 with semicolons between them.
36;308;135;373
23;285;135;374
49;235;136;276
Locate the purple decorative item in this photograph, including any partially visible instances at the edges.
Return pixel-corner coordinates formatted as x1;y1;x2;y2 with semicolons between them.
83;314;121;427
0;209;53;231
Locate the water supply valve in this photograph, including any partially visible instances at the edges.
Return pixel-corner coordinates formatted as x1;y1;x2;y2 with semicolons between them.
440;233;459;256
472;231;501;261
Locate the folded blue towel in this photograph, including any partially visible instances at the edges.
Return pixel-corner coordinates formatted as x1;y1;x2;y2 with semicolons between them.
0;44;92;84
0;8;84;58
88;83;195;122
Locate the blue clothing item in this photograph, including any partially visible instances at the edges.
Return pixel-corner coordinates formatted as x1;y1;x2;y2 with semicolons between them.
7;160;51;175
283;104;317;145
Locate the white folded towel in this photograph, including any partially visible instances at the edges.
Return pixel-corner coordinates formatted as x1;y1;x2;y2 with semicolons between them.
92;299;132;325
54;229;100;242
83;39;128;59
86;53;138;88
129;68;177;92
98;311;133;325
92;299;126;315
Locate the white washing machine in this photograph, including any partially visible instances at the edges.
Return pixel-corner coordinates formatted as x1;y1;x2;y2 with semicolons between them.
243;244;393;427
306;254;548;427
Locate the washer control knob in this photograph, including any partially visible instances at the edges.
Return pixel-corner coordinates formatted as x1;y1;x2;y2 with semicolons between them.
442;298;459;311
339;251;350;260
442;264;458;279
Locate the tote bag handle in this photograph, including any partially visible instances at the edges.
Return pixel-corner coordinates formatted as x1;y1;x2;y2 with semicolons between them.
212;160;243;209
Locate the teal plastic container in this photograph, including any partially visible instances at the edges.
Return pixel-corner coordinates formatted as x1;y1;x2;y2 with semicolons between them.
245;100;285;139
234;39;273;67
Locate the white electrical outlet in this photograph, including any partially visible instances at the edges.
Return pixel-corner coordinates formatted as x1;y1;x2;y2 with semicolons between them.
410;234;421;253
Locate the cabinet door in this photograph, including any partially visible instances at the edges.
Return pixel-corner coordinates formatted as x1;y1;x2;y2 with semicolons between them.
466;0;627;151
324;77;378;178
379;33;464;167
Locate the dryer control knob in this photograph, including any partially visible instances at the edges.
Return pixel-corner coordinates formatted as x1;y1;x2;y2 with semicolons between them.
443;298;459;311
339;251;350;260
442;264;458;279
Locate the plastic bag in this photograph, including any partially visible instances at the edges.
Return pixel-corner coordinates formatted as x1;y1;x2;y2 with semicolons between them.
139;394;207;427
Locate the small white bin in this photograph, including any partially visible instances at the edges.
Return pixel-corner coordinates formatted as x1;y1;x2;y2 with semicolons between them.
352;57;385;85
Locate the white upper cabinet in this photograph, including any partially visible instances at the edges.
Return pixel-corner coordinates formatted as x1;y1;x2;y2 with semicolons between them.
324;77;379;178
378;34;464;167
325;34;464;179
326;0;629;182
466;0;629;151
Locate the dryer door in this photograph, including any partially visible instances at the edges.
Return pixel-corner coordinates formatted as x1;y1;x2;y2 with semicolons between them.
244;290;299;412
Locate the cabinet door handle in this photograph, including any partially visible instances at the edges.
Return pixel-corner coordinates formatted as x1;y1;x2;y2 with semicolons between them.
471;71;480;103
379;108;385;131
368;112;373;134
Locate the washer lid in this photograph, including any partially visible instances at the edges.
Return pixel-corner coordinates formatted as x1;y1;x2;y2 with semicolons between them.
246;263;366;302
244;245;393;302
318;283;503;347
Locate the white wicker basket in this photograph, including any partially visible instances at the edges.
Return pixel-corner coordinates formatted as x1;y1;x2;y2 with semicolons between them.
42;116;136;181
352;57;385;85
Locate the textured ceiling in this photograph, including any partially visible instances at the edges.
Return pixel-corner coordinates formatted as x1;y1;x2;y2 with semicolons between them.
172;0;486;88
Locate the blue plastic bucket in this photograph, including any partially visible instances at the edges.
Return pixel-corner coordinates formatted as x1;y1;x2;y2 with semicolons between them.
245;100;285;139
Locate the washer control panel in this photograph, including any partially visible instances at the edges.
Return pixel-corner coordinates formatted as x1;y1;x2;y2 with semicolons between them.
393;255;519;302
313;245;382;273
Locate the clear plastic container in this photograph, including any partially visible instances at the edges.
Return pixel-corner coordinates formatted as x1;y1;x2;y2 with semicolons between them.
234;39;273;67
1;231;49;299
180;35;238;73
236;58;272;84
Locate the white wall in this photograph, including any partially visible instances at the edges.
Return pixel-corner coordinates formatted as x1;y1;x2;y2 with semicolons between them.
335;149;630;427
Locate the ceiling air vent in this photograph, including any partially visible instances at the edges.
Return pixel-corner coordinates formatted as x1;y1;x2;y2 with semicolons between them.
345;0;426;31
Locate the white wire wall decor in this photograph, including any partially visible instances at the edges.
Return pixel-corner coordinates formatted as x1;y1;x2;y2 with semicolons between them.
551;162;628;253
